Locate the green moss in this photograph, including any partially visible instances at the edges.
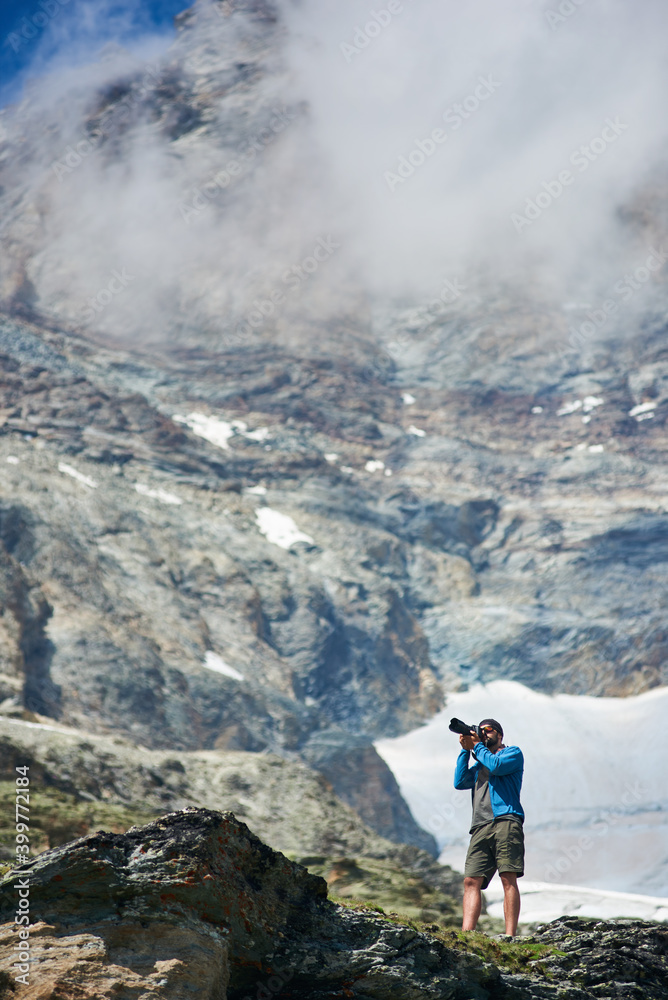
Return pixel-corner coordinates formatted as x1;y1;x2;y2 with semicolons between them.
427;929;567;974
0;780;161;868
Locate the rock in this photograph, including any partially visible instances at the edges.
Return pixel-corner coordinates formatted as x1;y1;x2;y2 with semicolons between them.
515;916;668;998
0;506;57;717
0;809;496;999
0;919;229;1000
0;812;665;998
301;729;438;857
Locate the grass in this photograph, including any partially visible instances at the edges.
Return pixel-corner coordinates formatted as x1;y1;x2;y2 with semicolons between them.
435;929;568;974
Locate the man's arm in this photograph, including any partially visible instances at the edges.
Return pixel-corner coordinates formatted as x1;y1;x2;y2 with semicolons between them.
471;743;523;775
454;747;478;789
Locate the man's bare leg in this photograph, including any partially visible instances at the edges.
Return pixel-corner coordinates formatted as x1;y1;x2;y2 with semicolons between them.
462;876;485;931
499;872;520;936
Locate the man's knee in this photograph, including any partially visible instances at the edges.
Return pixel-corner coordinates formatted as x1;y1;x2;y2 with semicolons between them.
464;876;485;890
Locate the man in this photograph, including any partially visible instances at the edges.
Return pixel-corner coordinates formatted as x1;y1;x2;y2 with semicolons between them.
454;718;524;937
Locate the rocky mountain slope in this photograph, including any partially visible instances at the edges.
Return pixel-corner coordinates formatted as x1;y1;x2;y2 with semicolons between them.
1;809;666;999
1;0;668;863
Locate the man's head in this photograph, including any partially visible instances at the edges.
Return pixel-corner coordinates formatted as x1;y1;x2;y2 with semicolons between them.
478;718;503;749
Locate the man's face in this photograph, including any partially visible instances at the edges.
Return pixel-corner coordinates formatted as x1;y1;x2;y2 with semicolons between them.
480;725;501;749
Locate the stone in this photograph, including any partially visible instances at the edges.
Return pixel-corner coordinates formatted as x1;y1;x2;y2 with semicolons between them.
1;812;665;998
0;809;495;999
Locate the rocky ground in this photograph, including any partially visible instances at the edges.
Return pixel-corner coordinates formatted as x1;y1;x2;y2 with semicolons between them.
0;809;665;999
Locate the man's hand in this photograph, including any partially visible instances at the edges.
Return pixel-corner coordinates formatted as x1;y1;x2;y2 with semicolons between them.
459;733;478;752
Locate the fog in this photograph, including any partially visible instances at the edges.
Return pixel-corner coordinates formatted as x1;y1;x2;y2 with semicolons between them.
2;0;667;350
280;0;668;296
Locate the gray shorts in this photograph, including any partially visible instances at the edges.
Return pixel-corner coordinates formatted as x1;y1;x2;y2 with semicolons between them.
464;817;525;890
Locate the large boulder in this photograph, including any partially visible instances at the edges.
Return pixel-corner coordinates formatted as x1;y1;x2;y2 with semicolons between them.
0;808;497;999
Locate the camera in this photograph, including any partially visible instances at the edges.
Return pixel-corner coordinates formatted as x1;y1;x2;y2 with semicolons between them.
448;717;484;741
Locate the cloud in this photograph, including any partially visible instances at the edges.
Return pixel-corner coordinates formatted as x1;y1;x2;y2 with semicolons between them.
279;0;668;301
1;0;667;357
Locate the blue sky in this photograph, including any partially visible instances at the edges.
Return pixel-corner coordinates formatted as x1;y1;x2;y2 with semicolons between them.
0;0;190;106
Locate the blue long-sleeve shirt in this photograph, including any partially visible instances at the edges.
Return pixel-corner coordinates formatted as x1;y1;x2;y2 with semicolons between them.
454;743;524;822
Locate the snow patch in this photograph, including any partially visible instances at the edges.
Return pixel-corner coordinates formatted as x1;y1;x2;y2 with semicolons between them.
246;485;267;495
245;426;269;441
408;425;426;437
2;717;83;737
375;680;668;899
324;453;339;463
58;463;98;489
557;400;582;416
203;651;244;681
531;406;543;414
629;401;656;417
173;411;271;448
173;412;245;450
134;483;182;505
485;880;668;925
365;459;385;472
6;456;19;464
557;396;604;417
256;508;315;549
402;392;416;405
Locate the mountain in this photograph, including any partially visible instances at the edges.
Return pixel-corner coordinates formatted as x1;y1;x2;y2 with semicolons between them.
0;0;668;907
